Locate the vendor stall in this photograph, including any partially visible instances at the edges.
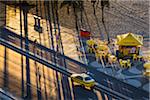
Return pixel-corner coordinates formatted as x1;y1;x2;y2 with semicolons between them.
116;33;143;59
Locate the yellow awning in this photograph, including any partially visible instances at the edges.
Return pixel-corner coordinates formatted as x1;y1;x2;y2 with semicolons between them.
117;33;143;46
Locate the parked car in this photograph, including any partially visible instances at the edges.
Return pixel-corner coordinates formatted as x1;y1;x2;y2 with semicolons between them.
71;73;95;90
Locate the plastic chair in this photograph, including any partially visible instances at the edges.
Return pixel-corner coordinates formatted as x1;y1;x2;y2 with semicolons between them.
137;55;143;61
119;59;124;68
127;59;131;68
133;54;138;61
87;46;93;53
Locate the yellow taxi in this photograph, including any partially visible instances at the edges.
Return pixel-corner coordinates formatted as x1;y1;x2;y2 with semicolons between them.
71;73;95;89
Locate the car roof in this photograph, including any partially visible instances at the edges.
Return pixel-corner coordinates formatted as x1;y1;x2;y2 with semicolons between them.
71;73;90;78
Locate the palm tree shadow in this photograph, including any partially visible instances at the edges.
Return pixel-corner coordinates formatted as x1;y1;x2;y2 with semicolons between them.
19;3;25;98
41;4;49;99
82;8;92;33
52;1;73;100
43;1;60;100
94;14;104;40
40;3;49;97
3;47;9;89
42;65;48;100
22;2;32;98
61;74;72;100
0;27;9;90
34;60;42;100
35;1;45;99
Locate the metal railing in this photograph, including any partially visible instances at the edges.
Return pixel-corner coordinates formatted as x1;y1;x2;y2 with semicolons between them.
0;88;17;100
0;37;132;100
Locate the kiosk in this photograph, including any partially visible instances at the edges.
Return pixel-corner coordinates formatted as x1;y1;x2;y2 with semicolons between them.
116;33;143;59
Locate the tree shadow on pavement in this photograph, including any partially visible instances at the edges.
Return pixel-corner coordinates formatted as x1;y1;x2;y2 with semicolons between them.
3;47;9;89
34;60;42;100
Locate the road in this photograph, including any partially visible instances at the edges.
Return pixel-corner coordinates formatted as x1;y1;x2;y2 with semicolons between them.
0;28;149;100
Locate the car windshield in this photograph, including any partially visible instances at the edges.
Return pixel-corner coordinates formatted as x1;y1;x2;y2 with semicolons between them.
75;76;83;80
85;76;92;81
